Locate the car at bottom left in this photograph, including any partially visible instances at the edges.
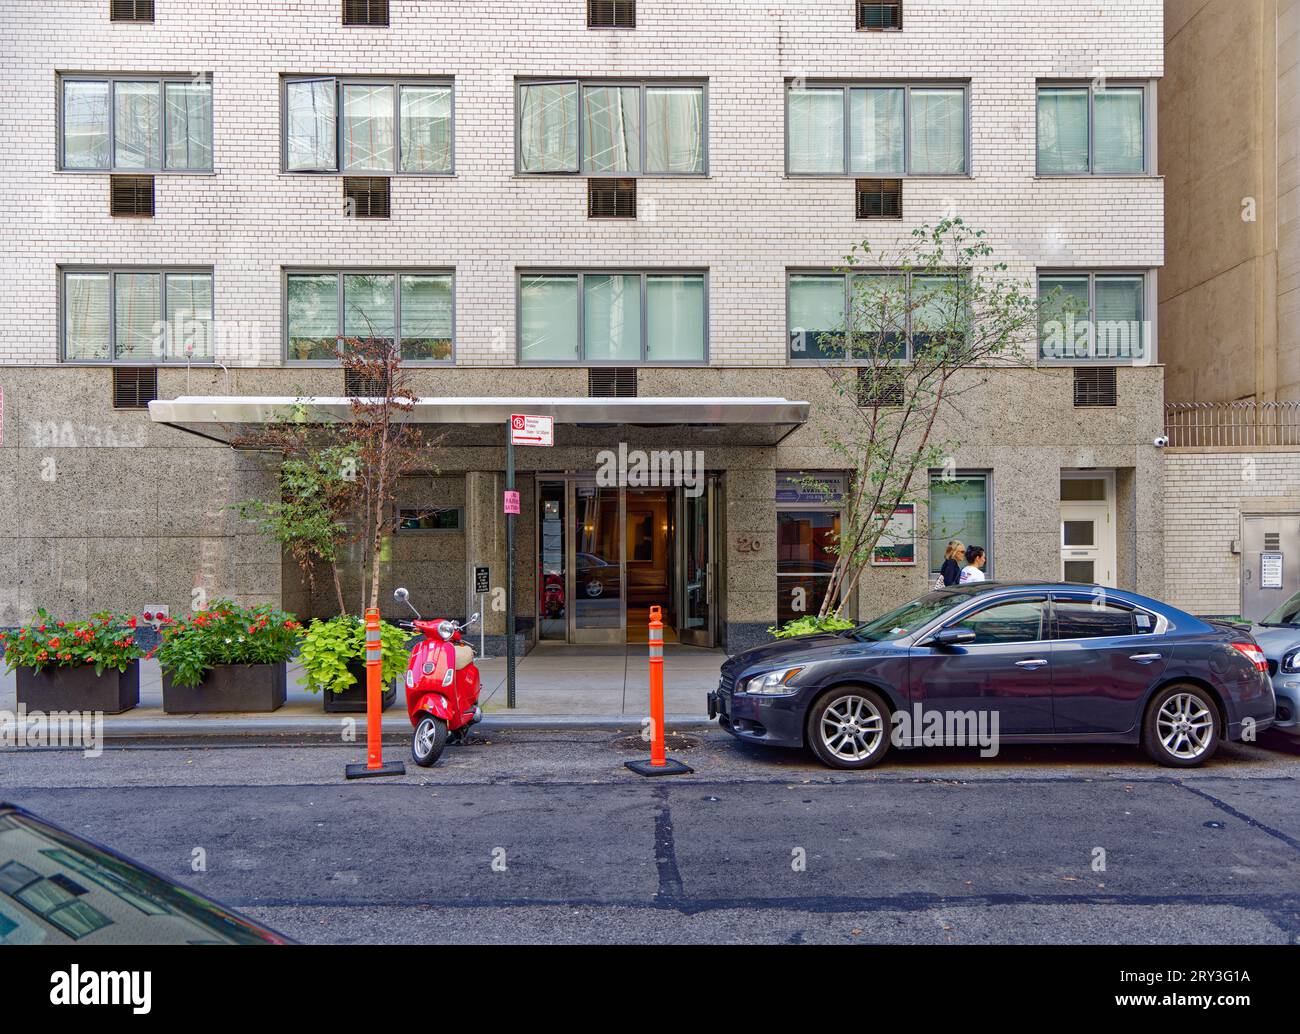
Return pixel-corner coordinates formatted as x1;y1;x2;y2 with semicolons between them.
0;803;288;944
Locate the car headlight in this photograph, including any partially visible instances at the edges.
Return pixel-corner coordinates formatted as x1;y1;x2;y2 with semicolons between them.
741;666;805;695
1282;649;1300;674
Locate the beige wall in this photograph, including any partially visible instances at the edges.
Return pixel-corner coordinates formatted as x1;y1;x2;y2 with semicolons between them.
1161;0;1296;402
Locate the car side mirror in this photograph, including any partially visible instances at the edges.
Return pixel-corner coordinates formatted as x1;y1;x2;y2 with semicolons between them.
932;627;976;647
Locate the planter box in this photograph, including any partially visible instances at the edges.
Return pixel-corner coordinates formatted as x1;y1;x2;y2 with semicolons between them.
322;658;397;713
161;663;286;714
16;661;139;714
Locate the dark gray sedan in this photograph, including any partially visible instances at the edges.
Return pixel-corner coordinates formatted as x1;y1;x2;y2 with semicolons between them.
708;582;1276;769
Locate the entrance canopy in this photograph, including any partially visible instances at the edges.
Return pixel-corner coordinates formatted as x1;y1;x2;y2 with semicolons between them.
147;396;810;448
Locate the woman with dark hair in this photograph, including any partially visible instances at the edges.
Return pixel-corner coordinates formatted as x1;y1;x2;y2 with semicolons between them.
960;545;987;584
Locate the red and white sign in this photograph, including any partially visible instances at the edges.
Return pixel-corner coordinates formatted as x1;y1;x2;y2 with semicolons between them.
503;490;521;515
510;413;553;447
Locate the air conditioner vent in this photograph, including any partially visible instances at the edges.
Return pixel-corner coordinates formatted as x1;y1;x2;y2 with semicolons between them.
113;367;158;409
588;178;637;219
111;0;154;22
1073;367;1118;407
588;0;635;28
343;0;389;25
343;176;390;218
856;178;902;219
588;368;638;398
110;175;154;217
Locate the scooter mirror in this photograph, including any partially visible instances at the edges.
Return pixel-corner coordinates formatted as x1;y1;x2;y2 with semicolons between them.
467;613;480;627
393;587;409;603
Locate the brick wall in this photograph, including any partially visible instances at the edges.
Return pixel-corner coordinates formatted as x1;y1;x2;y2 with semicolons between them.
0;0;1164;368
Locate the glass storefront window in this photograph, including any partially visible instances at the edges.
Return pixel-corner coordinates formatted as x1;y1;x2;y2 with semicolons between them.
928;472;990;575
776;472;845;625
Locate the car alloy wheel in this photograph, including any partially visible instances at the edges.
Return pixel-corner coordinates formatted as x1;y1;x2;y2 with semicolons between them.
1155;692;1215;761
811;690;889;768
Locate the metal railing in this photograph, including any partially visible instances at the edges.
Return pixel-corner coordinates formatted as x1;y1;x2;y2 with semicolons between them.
1164;401;1300;447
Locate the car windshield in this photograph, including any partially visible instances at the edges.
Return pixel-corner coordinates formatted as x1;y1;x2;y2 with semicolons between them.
849;590;967;642
1260;590;1300;627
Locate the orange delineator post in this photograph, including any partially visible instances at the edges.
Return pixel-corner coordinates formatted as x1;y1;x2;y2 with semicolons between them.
365;607;383;769
624;605;692;777
344;607;405;778
648;606;666;767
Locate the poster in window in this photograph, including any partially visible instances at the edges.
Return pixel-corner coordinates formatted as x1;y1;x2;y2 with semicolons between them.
871;503;916;566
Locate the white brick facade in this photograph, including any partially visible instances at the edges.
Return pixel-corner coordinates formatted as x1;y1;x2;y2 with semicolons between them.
1;0;1164;368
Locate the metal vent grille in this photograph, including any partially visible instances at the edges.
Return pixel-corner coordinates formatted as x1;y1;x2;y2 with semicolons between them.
857;0;902;30
588;368;638;398
110;175;154;217
113;367;157;410
856;367;904;407
342;0;389;25
856;179;902;219
111;0;154;21
588;0;635;28
1073;366;1118;407
1265;532;1282;552
588;178;636;219
344;368;389;397
343;177;391;218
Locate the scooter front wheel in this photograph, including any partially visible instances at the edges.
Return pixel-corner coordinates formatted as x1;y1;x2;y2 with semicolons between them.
412;716;448;767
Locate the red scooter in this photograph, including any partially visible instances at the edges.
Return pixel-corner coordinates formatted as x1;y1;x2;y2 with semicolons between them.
393;587;482;767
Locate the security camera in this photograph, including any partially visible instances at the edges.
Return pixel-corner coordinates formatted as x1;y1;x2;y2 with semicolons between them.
1153;435;1169;448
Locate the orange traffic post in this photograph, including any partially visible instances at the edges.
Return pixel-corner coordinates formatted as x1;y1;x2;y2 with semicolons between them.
345;608;406;779
626;605;693;777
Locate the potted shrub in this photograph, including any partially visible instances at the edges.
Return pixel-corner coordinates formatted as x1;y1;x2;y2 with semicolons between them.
2;610;143;714
157;601;300;713
297;616;409;713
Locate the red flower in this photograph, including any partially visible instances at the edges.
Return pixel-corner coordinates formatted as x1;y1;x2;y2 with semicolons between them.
48;637;61;650
127;616;138;628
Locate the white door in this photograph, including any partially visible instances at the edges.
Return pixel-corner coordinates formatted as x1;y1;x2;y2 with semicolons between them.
1060;473;1116;587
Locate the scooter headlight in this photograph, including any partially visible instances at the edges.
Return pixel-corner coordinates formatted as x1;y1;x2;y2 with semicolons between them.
437;620;454;641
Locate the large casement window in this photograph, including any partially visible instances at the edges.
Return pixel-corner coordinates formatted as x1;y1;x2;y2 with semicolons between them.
516;80;706;175
1037;82;1147;175
59;75;212;172
788;270;963;361
928;472;991;575
283;77;453;174
518;271;707;363
786;81;967;176
777;473;846;625
285;271;454;362
61;268;213;362
1038;271;1149;362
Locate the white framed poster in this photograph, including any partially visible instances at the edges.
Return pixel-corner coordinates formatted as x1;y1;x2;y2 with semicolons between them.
871;504;917;566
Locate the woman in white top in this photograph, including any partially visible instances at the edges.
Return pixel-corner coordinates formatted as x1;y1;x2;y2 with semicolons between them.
959;545;987;584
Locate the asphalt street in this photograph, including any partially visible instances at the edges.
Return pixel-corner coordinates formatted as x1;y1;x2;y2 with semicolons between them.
3;728;1300;944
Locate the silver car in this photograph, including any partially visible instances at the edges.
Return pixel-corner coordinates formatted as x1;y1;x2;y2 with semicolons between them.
1251;589;1300;735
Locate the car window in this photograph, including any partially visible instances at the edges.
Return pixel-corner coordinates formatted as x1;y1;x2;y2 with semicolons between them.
850;590;967;642
1054;598;1137;639
949;597;1045;645
1260;590;1300;627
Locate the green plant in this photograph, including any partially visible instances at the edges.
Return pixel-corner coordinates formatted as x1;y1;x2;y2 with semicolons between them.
767;615;857;639
297;616;410;696
156;601;301;688
1;609;143;676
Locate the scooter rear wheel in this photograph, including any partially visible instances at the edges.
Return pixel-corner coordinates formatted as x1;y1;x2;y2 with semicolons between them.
412;716;448;767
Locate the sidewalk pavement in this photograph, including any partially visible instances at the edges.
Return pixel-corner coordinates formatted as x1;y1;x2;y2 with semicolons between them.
0;643;724;740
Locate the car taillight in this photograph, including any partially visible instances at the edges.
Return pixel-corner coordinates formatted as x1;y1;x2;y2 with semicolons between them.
1229;642;1268;672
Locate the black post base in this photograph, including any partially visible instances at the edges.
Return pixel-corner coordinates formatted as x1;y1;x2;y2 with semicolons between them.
345;761;407;779
625;758;694;777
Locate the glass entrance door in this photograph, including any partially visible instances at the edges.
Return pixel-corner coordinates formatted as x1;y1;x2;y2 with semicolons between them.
677;480;716;646
570;478;624;643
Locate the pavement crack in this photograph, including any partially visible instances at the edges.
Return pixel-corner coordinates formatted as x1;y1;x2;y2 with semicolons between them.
651;785;683;904
1174;781;1300;854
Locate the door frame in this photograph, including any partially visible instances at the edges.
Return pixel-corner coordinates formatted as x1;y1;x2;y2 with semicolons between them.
676;477;717;647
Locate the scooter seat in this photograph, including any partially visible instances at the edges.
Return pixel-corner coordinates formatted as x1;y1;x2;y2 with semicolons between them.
453;643;475;671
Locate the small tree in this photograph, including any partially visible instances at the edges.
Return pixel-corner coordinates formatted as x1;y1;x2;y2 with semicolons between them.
792;218;1043;622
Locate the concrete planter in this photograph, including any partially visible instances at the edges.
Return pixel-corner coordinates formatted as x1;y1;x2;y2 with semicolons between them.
161;663;287;714
15;661;140;714
322;658;397;713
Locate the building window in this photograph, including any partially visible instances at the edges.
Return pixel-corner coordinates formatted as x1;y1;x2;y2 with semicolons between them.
857;1;901;30
518;271;706;363
1037;83;1146;175
1038;271;1148;362
59;75;212;172
396;507;462;531
777;473;846;625
516;80;706;175
285;271;454;363
61;268;213;363
928;472;990;576
786;81;967;176
788;270;962;361
283;77;453;174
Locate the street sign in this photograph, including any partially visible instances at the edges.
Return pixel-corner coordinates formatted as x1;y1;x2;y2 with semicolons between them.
474;565;490;594
510;413;554;447
503;490;520;515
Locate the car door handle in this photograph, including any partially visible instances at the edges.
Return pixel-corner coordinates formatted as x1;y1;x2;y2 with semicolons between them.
1129;653;1162;663
1015;658;1048;669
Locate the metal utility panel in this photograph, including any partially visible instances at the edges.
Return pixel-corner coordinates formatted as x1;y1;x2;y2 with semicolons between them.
1241;515;1300;621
